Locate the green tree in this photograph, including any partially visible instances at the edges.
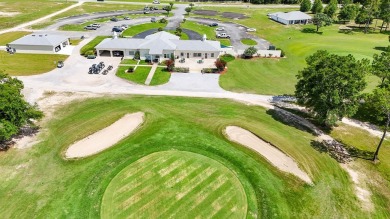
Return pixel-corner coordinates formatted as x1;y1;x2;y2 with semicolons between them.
311;0;324;14
372;51;390;87
312;13;332;32
169;2;174;8
185;7;192;15
0;72;43;148
243;46;257;58
295;50;369;126
189;3;194;8
324;0;338;18
134;50;140;60
165;6;172;15
338;4;359;23
300;0;312;12
365;87;390;161
379;0;390;32
355;9;372;27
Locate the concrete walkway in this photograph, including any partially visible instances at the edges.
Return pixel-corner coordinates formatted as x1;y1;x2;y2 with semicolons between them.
145;63;158;85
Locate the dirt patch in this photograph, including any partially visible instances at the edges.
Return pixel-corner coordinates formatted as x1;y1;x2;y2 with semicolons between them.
193;10;218;16
65;112;144;159
0;11;20;17
221;12;248;20
224;126;312;184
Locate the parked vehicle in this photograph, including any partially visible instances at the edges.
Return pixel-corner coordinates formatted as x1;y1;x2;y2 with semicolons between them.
121;24;128;29
112;27;123;32
216;32;230;38
87;55;96;59
91;23;101;28
84;25;97;30
246;28;256;32
124;16;130;20
110;17;118;22
151;17;156;22
215;27;224;31
57;61;64;68
144;10;150;14
209;23;218;27
153;0;160;4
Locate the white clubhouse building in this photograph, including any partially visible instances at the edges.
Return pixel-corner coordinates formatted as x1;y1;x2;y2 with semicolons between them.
269;11;312;25
95;31;222;62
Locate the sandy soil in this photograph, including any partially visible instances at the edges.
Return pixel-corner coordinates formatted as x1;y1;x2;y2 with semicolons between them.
342;118;388;138
65;112;144;159
341;163;374;211
225;126;312;184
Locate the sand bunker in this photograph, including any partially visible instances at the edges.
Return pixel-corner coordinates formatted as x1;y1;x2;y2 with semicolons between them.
65;112;144;159
225;126;312;184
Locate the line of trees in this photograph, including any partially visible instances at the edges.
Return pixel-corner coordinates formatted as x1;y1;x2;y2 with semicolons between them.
295;47;390;161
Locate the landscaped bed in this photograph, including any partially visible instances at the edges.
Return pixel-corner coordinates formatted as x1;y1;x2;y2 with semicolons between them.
1;96;388;218
116;66;151;84
0;51;68;76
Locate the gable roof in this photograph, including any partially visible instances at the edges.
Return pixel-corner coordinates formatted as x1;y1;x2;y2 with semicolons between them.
269;11;312;21
95;31;221;53
9;34;68;46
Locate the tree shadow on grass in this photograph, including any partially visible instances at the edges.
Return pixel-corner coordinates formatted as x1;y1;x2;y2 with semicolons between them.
301;28;323;35
374;46;390;52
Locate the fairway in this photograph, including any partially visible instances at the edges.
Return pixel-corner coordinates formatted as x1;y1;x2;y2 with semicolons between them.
101;151;247;218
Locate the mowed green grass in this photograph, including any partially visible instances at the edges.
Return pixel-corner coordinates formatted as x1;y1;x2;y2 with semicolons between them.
116;66;151;84
0;31;31;45
149;67;171;85
0;0;72;30
241;38;257;46
121;23;167;37
101;151;247;218
0;51;68;76
80;36;110;56
207;7;390;95
0;96;389;218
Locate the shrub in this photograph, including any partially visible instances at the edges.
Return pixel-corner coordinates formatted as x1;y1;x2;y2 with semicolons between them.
159;18;167;23
127;66;134;73
164;59;175;71
220;54;235;63
158;27;163;31
201;68;219;73
215;59;227;71
280;49;285;57
243;46;257;59
172;67;189;73
134;50;140;60
182;18;186;23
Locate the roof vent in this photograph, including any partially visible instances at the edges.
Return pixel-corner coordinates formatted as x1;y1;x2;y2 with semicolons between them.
202;34;207;41
39;35;43;37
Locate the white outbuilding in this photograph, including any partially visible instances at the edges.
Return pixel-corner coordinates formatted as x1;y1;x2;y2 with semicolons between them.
268;11;312;25
8;34;70;53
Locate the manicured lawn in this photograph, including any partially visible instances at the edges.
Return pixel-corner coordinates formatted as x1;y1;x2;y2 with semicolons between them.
138;60;152;65
120;59;138;65
241;38;257;45
218;38;231;46
0;31;31;45
0;0;72;30
121;23;167;37
149;67;171;85
69;39;82;46
0;51;68;76
199;7;389;95
101;151;247;218
116;66;151;84
0;96;388;218
181;21;217;40
80;36;110;56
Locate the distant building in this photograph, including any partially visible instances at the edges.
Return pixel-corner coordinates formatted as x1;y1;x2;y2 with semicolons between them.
8;34;69;53
95;31;221;62
268;11;312;25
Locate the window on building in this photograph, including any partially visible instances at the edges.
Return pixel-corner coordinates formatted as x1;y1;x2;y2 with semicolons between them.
211;53;214;58
193;53;201;57
129;51;135;55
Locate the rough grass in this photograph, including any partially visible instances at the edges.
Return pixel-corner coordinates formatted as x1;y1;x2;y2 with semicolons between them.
0;96;388;218
0;31;31;45
0;51;68;76
101;151;248;218
0;0;72;30
121;23;167;37
116;66;151;84
80;36;110;56
241;38;257;45
204;7;390;95
149;67;170;85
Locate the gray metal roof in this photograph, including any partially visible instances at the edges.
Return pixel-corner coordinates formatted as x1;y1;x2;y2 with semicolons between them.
269;11;312;21
9;34;68;47
95;31;221;53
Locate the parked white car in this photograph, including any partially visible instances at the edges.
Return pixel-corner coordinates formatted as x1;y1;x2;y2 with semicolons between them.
246;28;257;32
215;27;225;31
91;23;101;28
153;0;160;4
216;32;230;38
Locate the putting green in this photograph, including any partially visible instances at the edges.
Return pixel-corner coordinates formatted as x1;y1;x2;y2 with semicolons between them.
101;151;248;219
